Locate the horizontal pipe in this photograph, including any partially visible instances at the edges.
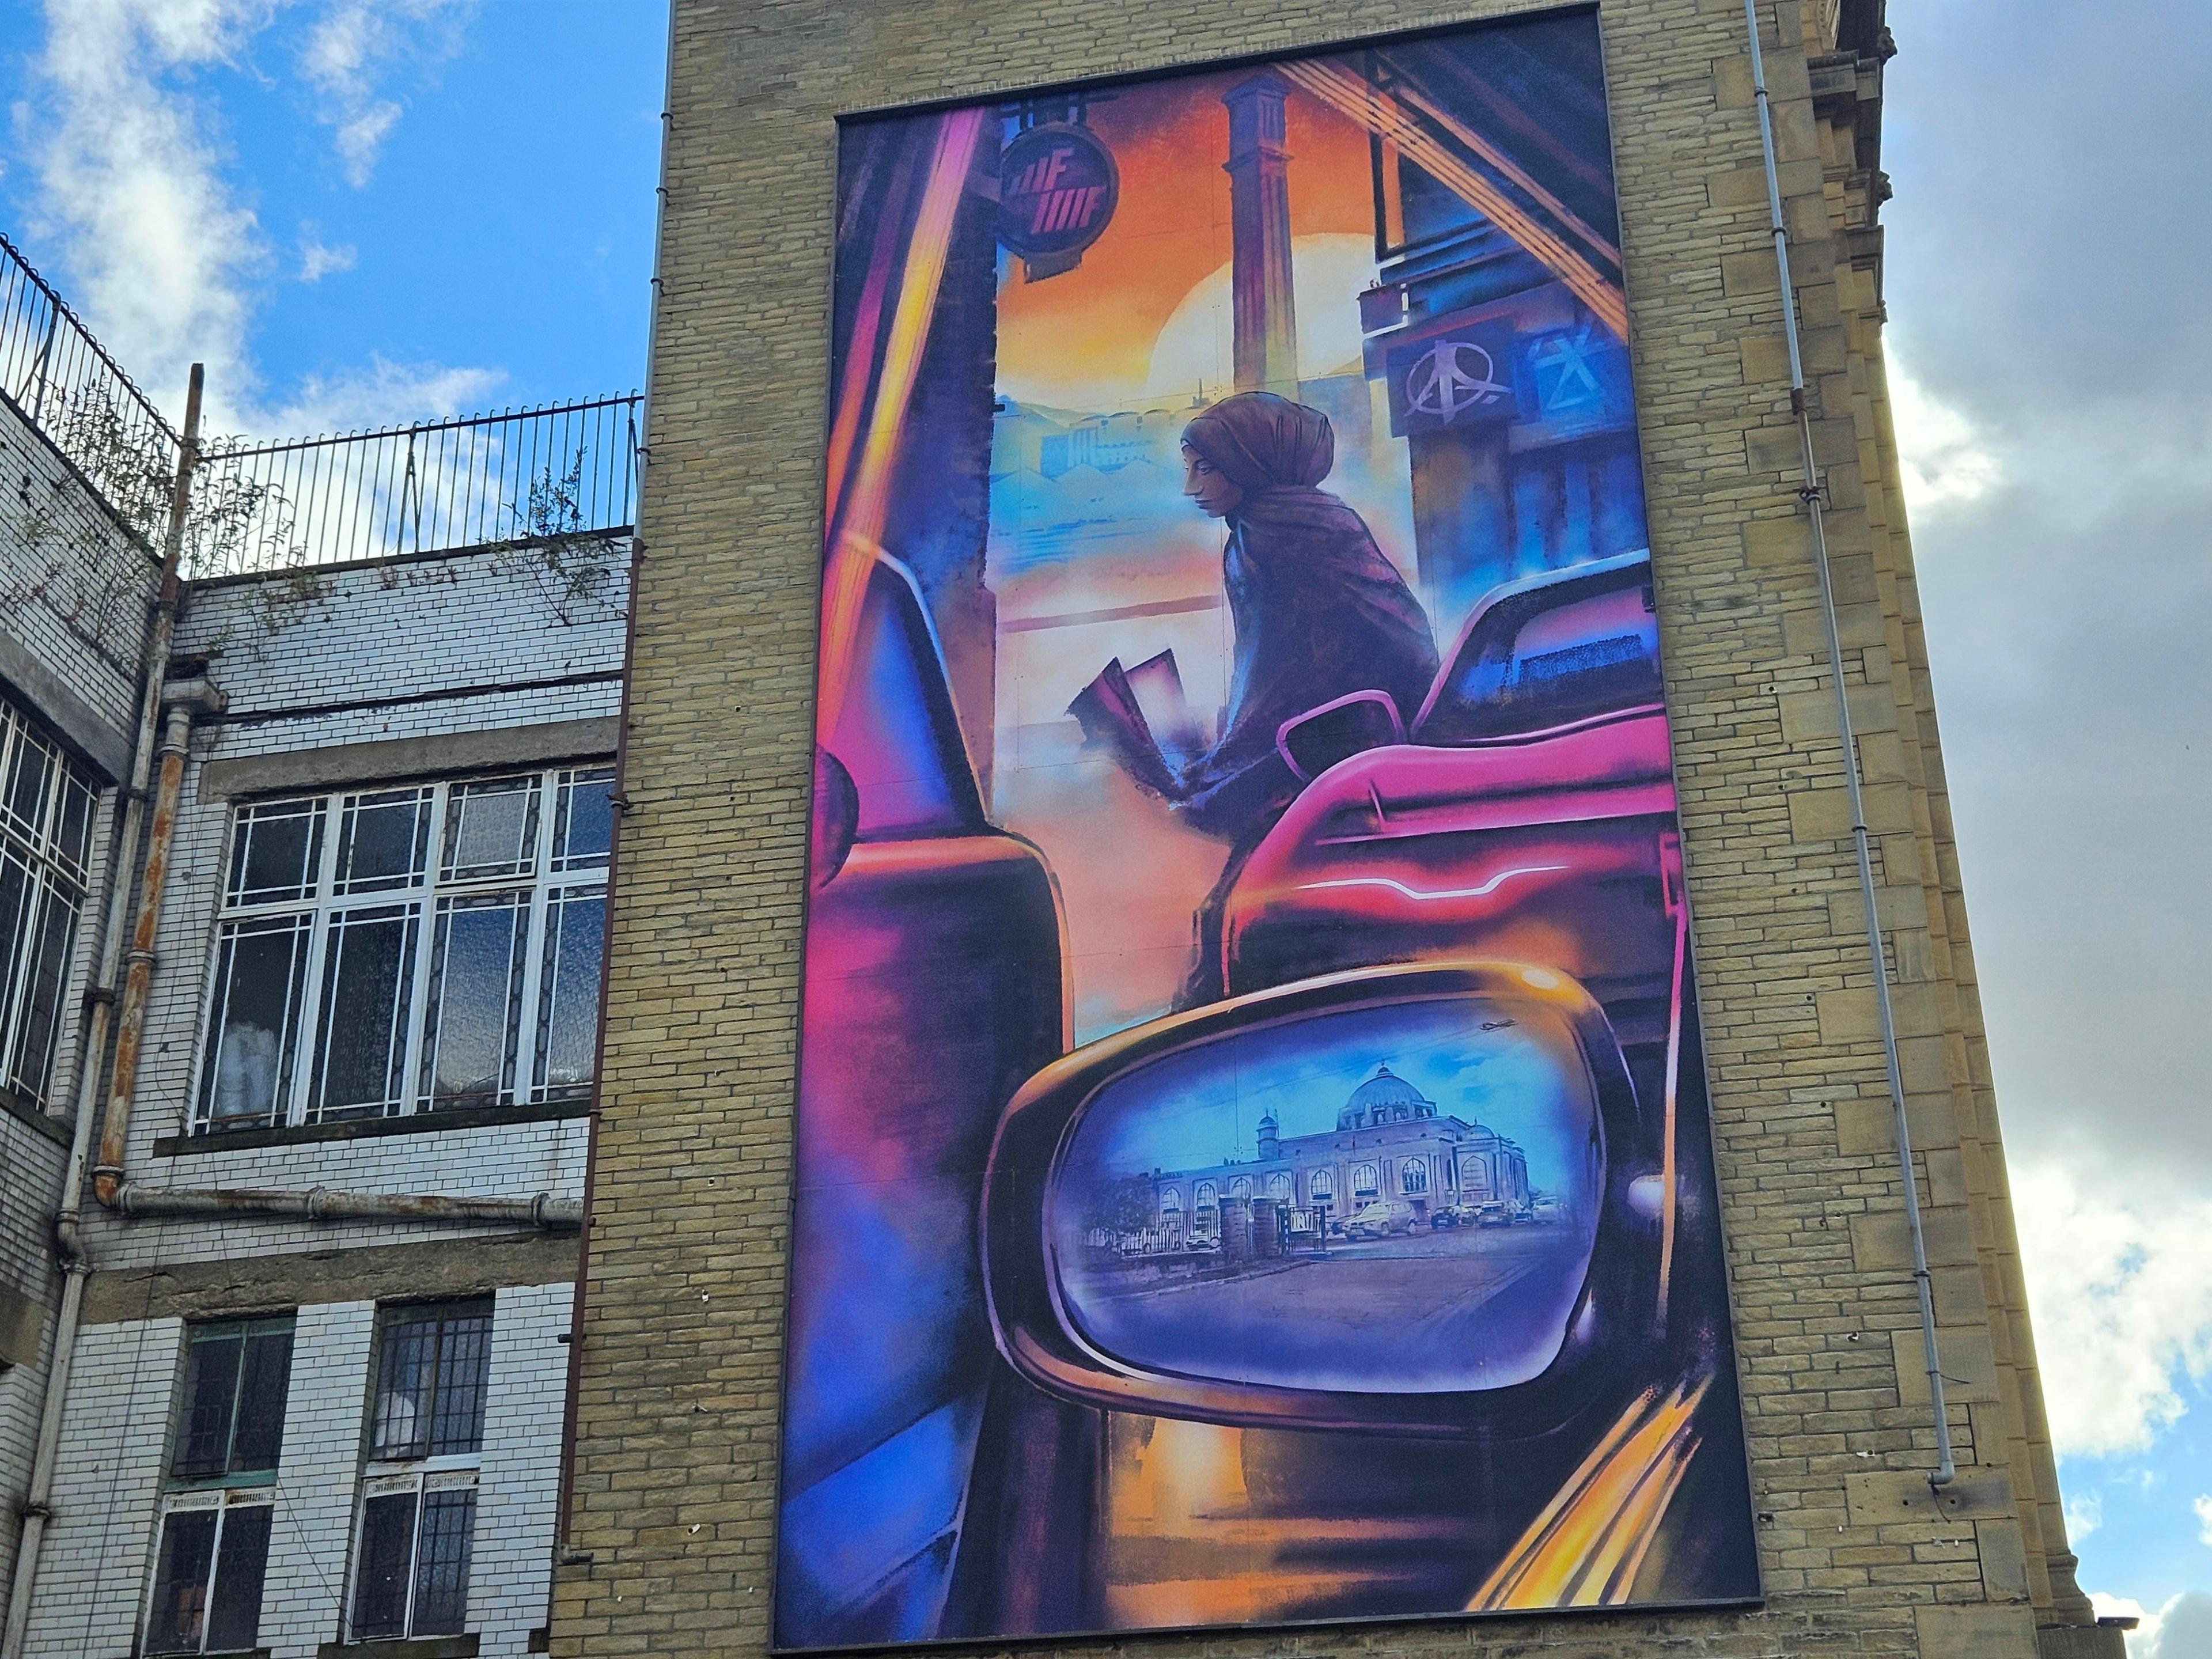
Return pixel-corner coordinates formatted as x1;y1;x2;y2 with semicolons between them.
109;1183;581;1231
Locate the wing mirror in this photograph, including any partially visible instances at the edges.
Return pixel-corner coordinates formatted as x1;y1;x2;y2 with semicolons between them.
981;961;1659;1437
1275;691;1404;783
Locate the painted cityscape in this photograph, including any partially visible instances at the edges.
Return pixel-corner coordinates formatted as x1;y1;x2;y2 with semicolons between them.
783;9;1759;1647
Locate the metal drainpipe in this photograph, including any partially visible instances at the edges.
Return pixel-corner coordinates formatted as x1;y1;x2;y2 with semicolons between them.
1741;0;1955;1489
0;363;202;1659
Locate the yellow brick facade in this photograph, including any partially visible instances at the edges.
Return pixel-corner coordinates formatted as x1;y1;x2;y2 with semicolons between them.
553;3;2114;1656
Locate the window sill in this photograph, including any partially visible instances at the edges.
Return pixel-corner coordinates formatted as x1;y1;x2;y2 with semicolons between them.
0;1088;70;1147
316;1637;478;1659
156;1099;592;1158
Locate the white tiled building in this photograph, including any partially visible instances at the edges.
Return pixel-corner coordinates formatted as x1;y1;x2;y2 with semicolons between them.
0;237;630;1659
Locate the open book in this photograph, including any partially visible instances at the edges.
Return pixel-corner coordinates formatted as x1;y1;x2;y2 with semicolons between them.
1066;649;1205;800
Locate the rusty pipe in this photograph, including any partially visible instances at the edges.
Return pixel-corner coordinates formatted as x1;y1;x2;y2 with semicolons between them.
108;1183;581;1230
91;681;220;1207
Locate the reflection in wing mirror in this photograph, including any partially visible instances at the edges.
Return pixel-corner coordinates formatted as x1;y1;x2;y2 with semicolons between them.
1275;691;1405;784
981;962;1659;1437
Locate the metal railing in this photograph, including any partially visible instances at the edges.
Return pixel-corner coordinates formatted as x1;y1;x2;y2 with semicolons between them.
185;393;641;578
0;230;182;543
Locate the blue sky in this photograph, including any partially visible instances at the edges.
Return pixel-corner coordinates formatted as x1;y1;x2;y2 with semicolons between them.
0;1;2205;1651
0;1;660;435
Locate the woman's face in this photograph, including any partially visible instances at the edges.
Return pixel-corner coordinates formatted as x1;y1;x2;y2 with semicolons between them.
1181;444;1244;518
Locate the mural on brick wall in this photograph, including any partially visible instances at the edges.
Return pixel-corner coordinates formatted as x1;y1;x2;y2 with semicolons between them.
782;10;1760;1646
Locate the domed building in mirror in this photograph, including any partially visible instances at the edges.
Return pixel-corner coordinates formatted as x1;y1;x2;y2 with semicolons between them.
1149;1063;1532;1242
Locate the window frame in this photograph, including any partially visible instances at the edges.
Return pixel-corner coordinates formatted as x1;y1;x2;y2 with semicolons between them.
0;695;97;1111
143;1315;296;1657
195;766;611;1135
349;1298;493;1645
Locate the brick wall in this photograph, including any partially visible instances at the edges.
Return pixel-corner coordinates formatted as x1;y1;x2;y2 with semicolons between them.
558;2;2103;1657
18;543;624;1653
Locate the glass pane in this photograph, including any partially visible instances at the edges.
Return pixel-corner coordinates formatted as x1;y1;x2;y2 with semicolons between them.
146;1508;218;1655
206;1503;272;1652
554;770;613;869
372;1311;437;1461
1052;992;1604;1395
0;855;32;1065
442;778;539;881
535;891;604;1097
174;1333;243;1479
427;1308;491;1456
200;918;310;1130
227;800;322;906
3;732;52;840
411;1488;476;1635
336;790;429;893
228;1330;294;1474
421;896;525;1106
8;885;79;1105
53;770;94;878
310;907;416;1118
351;1491;418;1642
824;564;979;840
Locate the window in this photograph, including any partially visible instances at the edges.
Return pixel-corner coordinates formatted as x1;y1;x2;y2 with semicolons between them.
1266;1173;1291;1205
1402;1158;1430;1195
1307;1168;1334;1204
0;696;96;1108
350;1300;491;1643
1351;1162;1379;1198
145;1317;294;1656
196;767;611;1132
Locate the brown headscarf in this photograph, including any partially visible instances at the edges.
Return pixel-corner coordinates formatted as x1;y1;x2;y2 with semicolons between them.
1171;393;1438;839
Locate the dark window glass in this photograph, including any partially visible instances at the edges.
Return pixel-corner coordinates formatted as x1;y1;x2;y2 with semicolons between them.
535;890;604;1097
9;885;78;1100
53;770;93;876
336;790;430;893
226;800;322;905
146;1508;217;1654
442;778;538;881
412;1488;476;1635
351;1491;416;1641
205;1504;271;1652
421;895;525;1106
371;1301;493;1461
200;916;310;1129
309;906;416;1118
229;1329;294;1474
3;734;52;839
173;1334;243;1479
553;770;613;870
173;1320;294;1480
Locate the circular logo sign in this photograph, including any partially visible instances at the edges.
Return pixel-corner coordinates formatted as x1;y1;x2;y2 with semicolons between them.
998;124;1119;264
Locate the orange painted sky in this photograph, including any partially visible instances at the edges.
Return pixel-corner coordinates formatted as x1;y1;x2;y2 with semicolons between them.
997;66;1377;408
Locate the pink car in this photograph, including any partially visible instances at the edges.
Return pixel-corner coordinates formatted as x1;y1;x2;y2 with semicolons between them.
1221;550;1683;1047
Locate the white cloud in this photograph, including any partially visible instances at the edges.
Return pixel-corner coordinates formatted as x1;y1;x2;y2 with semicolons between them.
1887;358;2001;515
2015;1160;2212;1459
262;357;504;437
18;0;497;439
2197;1494;2212;1550
297;231;355;282
26;0;276;418
2096;1590;2212;1659
2066;1491;2104;1543
298;0;472;188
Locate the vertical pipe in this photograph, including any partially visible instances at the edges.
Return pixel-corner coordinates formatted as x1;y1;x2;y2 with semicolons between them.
1;364;202;1659
1740;0;1954;1488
